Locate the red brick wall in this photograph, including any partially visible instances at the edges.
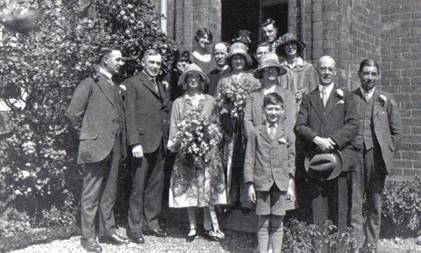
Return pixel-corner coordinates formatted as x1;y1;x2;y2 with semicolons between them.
381;0;421;177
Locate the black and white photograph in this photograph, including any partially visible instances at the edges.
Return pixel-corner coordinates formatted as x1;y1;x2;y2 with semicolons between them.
0;0;420;252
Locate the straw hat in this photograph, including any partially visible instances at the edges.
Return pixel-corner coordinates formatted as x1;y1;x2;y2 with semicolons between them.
177;63;210;87
228;42;253;67
253;53;287;79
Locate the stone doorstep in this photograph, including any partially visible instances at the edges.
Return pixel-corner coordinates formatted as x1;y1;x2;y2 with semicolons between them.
160;206;258;233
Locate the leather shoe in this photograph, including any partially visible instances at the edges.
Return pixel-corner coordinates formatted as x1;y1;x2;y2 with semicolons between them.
186;233;197;242
98;233;129;245
127;232;145;244
81;238;102;253
144;227;167;237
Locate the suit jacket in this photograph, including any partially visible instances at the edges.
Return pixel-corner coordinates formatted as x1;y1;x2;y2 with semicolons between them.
66;74;126;164
244;123;295;191
206;67;230;96
294;84;359;171
352;88;402;174
244;85;296;139
123;71;170;153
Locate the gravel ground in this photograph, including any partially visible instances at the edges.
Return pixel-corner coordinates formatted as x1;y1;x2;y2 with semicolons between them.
10;220;421;253
11;220;256;253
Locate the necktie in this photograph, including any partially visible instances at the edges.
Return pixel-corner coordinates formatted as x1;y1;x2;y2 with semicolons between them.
364;92;370;101
321;88;327;107
268;125;276;140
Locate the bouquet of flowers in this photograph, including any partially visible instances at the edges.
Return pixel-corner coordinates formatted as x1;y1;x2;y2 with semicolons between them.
216;79;253;120
174;106;222;167
215;79;253;134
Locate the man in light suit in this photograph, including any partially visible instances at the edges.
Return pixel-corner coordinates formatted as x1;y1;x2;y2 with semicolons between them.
294;56;359;238
67;48;129;252
352;59;402;253
123;49;169;243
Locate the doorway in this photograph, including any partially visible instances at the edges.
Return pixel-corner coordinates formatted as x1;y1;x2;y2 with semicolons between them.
221;0;288;49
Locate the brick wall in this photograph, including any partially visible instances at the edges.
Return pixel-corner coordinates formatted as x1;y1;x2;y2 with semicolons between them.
167;0;221;51
381;0;421;177
350;0;382;89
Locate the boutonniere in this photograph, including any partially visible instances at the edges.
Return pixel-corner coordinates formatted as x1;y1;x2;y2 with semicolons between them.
336;89;344;98
278;137;288;145
335;89;345;104
379;94;387;106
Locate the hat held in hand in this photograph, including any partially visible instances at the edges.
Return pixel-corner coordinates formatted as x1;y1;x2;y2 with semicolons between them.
304;150;343;181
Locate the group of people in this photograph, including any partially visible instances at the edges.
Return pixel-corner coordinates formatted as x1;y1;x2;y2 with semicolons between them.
67;18;402;253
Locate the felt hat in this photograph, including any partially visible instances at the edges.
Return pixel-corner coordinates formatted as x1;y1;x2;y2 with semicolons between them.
228;42;253;67
177;63;210;87
253;52;287;79
276;33;306;56
304;150;343;181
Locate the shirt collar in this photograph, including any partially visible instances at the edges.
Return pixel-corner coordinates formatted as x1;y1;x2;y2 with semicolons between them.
319;82;334;96
99;67;113;80
142;70;156;83
283;56;304;69
360;87;376;101
216;65;229;72
266;122;277;129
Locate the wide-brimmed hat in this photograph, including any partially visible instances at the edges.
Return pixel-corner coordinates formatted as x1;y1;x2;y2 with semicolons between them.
276;33;306;56
253;53;287;79
228;42;253;67
304;150;343;181
177;63;210;87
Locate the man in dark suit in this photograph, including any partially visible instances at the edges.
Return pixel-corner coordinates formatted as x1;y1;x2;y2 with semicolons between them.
123;49;169;243
352;59;402;252
67;48;129;252
294;56;359;237
207;42;230;96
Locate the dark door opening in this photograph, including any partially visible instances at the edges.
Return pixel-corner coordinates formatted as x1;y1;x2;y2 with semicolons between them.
221;0;288;50
221;0;260;46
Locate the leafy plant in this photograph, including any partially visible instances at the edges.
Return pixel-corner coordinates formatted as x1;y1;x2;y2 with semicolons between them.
382;176;421;237
0;0;175;229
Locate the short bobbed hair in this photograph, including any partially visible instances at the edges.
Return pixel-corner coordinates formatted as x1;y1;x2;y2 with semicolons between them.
194;28;213;43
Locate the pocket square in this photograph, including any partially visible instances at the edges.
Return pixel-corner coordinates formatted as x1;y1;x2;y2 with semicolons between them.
336;100;345;105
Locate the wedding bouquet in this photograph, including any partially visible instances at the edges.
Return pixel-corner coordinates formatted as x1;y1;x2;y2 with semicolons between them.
215;79;253;135
174;106;222;166
215;79;253;121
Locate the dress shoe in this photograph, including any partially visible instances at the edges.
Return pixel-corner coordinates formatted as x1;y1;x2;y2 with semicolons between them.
127;231;145;244
98;233;129;245
144;227;167;237
81;238;102;253
203;230;224;241
186;229;197;242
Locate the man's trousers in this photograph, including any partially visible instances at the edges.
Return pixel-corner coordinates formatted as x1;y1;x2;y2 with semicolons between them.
80;138;121;239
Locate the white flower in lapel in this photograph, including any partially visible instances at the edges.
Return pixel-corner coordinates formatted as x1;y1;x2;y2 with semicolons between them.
379;94;387;106
278;137;288;144
335;89;345;105
336;89;344;98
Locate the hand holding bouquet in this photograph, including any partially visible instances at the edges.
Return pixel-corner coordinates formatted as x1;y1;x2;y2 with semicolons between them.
173;106;222;167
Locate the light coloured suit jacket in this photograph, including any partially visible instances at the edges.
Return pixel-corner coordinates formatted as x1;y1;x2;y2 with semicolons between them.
352;88;402;174
244;123;295;191
244;86;296;139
